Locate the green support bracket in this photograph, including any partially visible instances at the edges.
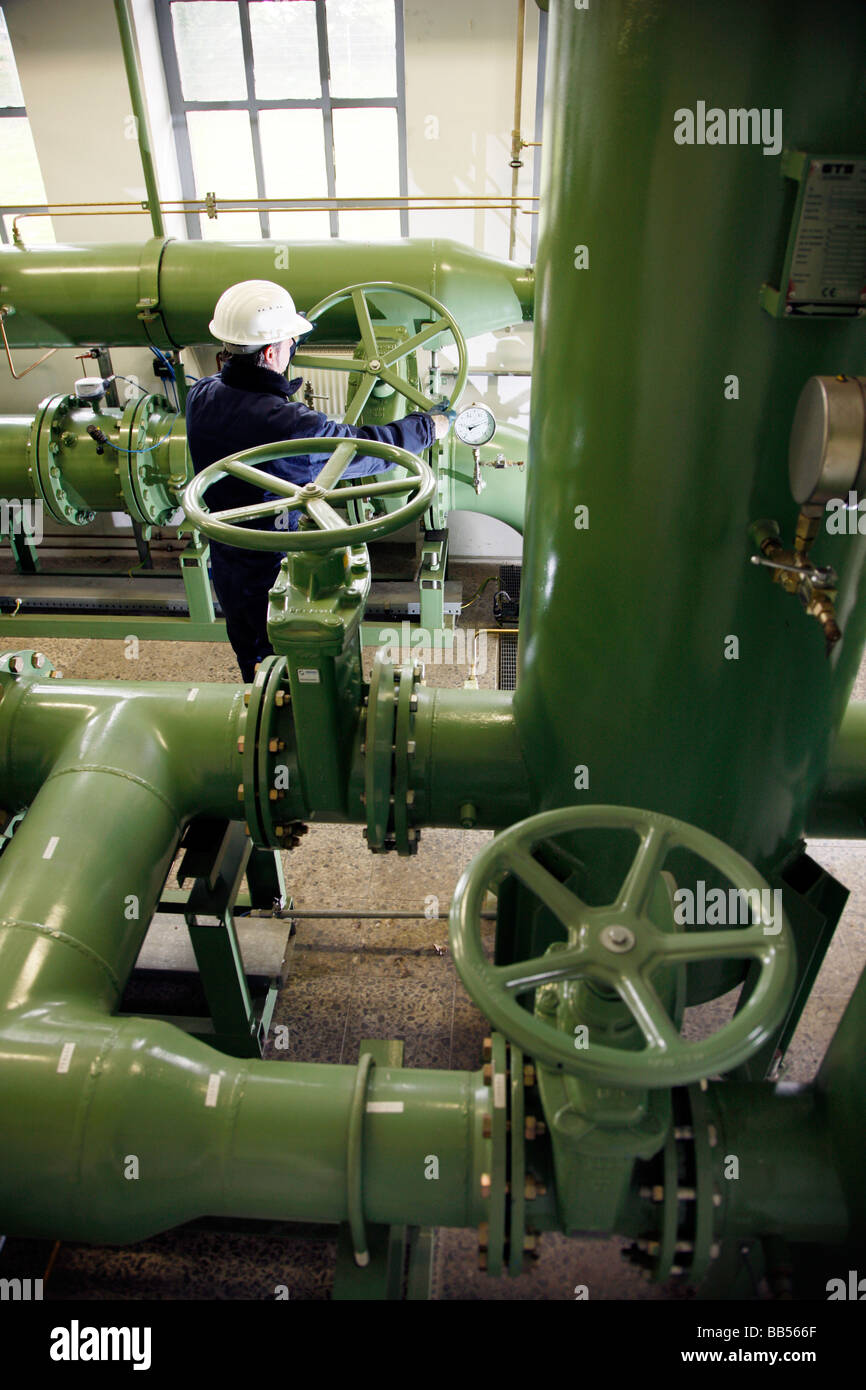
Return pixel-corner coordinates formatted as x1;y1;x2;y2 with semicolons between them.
179;524;216;626
332;1038;437;1301
419;531;448;635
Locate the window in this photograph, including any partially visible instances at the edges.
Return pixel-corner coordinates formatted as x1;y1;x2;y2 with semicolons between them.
0;7;53;244
156;0;407;241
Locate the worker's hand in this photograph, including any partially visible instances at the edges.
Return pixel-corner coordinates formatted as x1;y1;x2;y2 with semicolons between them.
429;399;457;441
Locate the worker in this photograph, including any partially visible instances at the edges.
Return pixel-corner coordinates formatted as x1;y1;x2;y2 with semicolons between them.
186;279;453;681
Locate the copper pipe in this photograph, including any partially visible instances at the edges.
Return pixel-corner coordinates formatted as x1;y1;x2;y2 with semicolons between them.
0;309;57;378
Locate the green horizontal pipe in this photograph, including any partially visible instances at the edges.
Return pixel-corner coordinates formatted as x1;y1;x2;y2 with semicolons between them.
0;665;245;818
0;1006;490;1243
806;702;866;838
0;239;533;350
408;687;532;829
708;1083;849;1245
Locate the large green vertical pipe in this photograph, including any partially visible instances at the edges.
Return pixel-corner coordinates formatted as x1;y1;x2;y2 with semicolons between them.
514;0;866;873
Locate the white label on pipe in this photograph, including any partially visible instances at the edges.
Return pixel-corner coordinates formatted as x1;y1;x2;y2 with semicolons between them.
57;1043;75;1074
187;688;199;702
366;1101;404;1114
205;1073;221;1107
297;669;320;684
493;1073;506;1109
43;836;59;860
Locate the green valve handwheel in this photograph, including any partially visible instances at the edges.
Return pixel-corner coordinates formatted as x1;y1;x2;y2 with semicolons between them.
293;280;469;425
182;435;435;552
450;805;797;1088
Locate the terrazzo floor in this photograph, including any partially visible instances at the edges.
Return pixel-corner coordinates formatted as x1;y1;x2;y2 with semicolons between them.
1;560;865;1300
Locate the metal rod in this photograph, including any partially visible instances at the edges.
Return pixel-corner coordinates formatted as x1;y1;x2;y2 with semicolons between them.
281;910;498;920
113;0;165;239
509;0;527;260
0;309;57;379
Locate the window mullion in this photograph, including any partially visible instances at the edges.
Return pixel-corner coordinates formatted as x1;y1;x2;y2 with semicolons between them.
238;0;269;239
154;0;199;239
315;0;339;238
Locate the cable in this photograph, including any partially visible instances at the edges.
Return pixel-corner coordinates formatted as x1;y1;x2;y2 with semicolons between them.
149;345;179;411
111;413;179;456
460;574;496;611
112;373;148;397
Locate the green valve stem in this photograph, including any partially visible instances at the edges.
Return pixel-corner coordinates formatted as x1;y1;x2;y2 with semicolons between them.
460;802;478;828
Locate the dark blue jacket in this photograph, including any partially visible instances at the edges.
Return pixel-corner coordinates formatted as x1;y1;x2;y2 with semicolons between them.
186;359;435;575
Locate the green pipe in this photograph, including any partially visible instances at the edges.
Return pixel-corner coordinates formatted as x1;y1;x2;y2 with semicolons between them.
513;0;866;876
0;662;245;818
113;0;165;240
0;239;533;350
408;687;532;829
448;423;528;535
708;1083;849;1245
816;959;866;1242
806;702;866;838
0;1005;491;1243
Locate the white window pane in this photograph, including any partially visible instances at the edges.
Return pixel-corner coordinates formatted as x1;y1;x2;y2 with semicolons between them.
249;1;320;100
0;10;24;106
269;209;333;241
327;0;396;98
171;1;246;101
260;108;328;196
4;212;54;245
0;117;49;204
200;211;262;241
261;109;330;239
187;110;258;201
332;107;399;198
338;210;401;241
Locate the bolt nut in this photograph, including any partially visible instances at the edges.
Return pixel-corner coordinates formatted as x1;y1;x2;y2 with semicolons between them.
237;783;244;802
243;691;251;706
407;740;416;755
275;690;288;707
268;738;279;753
477;1221;489;1249
237;736;245;754
482;1115;492;1139
525;1116;538;1141
482;1037;493;1062
480;1173;491;1199
523;1063;536;1088
482;1063;493;1086
31;652;46;668
8;656;23;675
478;1252;488;1271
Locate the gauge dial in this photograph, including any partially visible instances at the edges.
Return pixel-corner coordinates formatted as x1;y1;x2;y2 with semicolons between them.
454;403;497;446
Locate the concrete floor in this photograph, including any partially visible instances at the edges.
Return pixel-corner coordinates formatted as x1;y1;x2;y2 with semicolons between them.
2;559;865;1300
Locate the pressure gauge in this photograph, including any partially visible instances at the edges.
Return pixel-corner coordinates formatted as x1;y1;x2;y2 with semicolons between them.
454;403;496;446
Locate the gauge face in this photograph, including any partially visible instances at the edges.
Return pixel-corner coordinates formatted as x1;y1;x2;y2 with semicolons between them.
454;403;496;446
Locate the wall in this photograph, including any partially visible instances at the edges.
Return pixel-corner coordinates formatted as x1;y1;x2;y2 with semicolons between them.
0;0;538;558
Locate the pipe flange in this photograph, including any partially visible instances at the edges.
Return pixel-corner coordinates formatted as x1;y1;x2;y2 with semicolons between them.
393;663;420;855
239;655;304;847
625;1085;721;1286
484;1032;509;1277
364;654;397;852
117;392;177;525
31;395;94;526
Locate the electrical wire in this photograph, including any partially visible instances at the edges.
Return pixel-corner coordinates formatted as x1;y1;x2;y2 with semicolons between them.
111;414;179;456
112;373;147;397
149;345;179;411
461;574;497;611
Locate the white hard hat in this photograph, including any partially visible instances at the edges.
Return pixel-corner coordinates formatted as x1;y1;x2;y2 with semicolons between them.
209;279;313;350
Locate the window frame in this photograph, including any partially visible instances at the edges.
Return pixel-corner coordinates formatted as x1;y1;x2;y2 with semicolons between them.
0;8;50;245
154;0;408;240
